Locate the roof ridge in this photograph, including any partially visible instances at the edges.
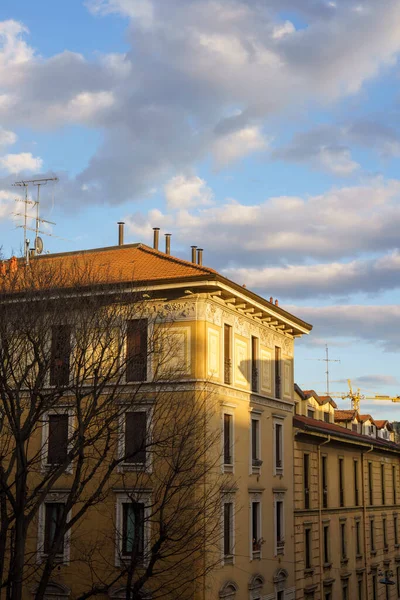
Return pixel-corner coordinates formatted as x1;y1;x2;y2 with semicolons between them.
137;244;217;274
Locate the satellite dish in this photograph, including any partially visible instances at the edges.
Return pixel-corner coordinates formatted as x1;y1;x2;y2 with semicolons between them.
35;236;43;255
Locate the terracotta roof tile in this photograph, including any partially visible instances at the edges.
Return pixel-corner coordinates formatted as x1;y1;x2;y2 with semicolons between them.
359;414;375;424
334;409;358;422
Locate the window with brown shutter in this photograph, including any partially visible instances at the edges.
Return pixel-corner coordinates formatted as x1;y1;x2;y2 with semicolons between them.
223;414;232;465
124;412;147;464
126;320;147;382
47;414;69;464
275;346;281;399
44;502;65;554
50;325;71;386
224;324;232;385
223;502;233;557
122;502;144;557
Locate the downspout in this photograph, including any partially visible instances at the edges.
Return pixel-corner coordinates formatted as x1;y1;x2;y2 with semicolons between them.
362;445;374;600
318;435;331;600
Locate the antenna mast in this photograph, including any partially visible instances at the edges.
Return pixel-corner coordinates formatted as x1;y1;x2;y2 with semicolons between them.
307;344;341;395
12;177;58;263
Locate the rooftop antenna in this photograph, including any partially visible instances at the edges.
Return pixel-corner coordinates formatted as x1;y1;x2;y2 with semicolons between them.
306;344;341;396
12;177;58;263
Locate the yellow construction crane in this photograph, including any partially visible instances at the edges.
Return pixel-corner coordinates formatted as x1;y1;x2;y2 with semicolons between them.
329;379;400;412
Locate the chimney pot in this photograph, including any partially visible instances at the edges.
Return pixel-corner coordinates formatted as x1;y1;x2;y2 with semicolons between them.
197;248;203;266
191;245;197;263
270;296;273;303
165;233;171;255
275;299;279;306
153;227;160;250
117;221;125;246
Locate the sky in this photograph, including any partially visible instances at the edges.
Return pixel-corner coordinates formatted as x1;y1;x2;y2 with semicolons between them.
0;0;400;418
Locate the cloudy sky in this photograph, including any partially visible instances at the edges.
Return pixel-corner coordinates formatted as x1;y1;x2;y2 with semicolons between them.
1;0;400;418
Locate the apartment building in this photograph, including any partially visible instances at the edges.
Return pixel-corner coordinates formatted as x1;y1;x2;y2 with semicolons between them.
0;227;312;600
294;386;400;600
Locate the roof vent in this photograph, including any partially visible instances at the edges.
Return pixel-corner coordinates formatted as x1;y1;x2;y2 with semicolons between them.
153;227;160;250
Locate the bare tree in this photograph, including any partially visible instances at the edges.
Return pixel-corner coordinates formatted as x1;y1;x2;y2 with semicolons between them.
0;256;226;600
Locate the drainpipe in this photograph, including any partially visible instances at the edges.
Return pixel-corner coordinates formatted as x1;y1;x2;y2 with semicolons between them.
362;445;374;600
318;435;331;600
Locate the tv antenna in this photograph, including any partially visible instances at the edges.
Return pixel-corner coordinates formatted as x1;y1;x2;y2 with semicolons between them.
12;177;58;263
306;344;341;396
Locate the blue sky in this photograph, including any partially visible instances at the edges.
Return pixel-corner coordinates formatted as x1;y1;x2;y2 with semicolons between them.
1;0;400;418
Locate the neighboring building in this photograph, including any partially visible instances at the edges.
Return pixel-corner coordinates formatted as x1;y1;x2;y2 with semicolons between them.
294;387;337;423
0;229;313;600
294;385;400;600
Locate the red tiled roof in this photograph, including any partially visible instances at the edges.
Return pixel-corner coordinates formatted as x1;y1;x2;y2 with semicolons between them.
334;409;358;422
294;415;399;451
359;414;375;424
375;420;393;431
296;386;336;407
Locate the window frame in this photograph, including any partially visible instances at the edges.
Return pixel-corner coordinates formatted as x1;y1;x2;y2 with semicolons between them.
222;407;235;473
381;463;386;505
222;493;235;564
355;518;362;557
250;496;262;560
273;416;284;476
250;410;262;475
304;526;312;570
321;454;328;508
118;406;153;473
338;457;345;507
368;462;374;505
323;523;330;565
304;453;310;509
274;492;285;556
41;408;74;473
115;491;151;567
37;493;71;564
223;323;232;385
125;319;148;383
49;324;71;387
354;459;359;506
340;520;347;561
251;336;258;393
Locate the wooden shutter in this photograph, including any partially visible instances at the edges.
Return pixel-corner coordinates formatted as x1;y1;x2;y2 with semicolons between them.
50;325;71;386
47;414;69;464
126;320;147;382
125;412;147;463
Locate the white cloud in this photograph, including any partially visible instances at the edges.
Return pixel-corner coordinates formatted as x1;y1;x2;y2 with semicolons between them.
86;0;154;27
0;128;16;147
318;146;359;175
0;152;42;174
213;126;268;168
48;91;115;124
164;175;213;210
272;20;296;40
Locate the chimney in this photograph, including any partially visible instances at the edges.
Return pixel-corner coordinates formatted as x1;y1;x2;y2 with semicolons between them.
275;299;279;306
153;227;160;250
117;222;125;246
197;248;203;266
9;256;18;273
270;296;273;303
191;245;197;263
165;233;171;255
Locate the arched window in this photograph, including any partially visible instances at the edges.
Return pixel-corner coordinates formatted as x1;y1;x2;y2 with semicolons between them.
248;574;265;600
219;580;238;600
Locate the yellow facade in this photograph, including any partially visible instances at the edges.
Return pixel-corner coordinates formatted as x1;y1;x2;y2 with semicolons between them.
294;388;400;600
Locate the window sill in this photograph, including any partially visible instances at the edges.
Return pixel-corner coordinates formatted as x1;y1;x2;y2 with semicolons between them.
395;544;400;549
370;550;377;557
384;545;389;553
251;550;261;561
223;464;234;473
223;554;234;565
274;468;284;477
38;552;67;565
356;554;363;560
341;557;349;566
118;462;148;473
304;568;315;577
251;466;261;476
323;562;332;570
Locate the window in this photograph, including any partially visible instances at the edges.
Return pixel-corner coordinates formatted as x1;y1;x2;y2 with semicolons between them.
274;420;283;475
304;454;310;509
307;408;314;419
372;574;377;600
223;501;234;561
305;527;312;569
50;325;71;386
224;324;232;385
223;413;233;468
124;411;147;465
274;346;281;399
251;501;261;556
275;498;284;555
340;521;347;561
44;502;65;554
116;492;150;566
381;464;385;505
352;423;358;432
368;462;373;505
356;520;362;556
322;455;328;508
370;519;375;552
251;336;258;392
122;502;144;557
323;524;330;564
324;412;330;423
126;319;147;382
342;582;348;600
354;460;359;506
393;466;397;505
339;458;345;507
47;414;69;465
395;514;398;546
251;416;261;470
383;517;388;550
357;576;363;600
397;566;400;598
